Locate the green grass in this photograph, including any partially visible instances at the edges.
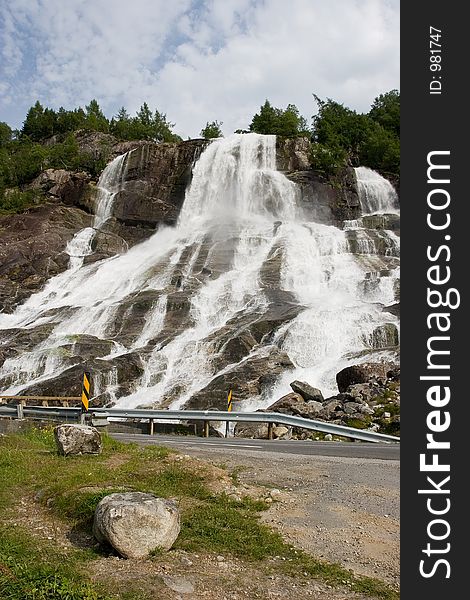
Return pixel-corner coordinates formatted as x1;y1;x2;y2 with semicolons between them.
0;526;111;600
0;427;399;599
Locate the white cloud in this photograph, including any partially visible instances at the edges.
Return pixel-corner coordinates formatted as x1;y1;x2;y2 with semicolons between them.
0;0;399;136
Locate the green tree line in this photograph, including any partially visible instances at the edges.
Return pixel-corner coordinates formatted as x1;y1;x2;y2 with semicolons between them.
247;91;400;177
0;99;183;211
1;91;399;213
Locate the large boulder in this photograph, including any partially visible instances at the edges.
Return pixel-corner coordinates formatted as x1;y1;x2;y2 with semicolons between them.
234;421;269;439
267;392;323;419
54;424;102;455
290;380;324;402
93;492;180;558
336;362;397;393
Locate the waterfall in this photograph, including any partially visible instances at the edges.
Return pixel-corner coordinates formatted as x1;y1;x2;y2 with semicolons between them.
0;134;399;408
355;166;399;215
66;153;131;269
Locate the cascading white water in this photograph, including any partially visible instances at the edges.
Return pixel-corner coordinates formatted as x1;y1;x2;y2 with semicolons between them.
355;166;399;215
0;134;399;408
0;152;131;392
66;153;131;269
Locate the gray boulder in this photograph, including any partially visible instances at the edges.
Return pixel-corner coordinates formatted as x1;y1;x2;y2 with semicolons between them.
272;425;292;439
54;424;102;455
290;380;324;402
234;421;269;439
93;492;180;558
267;392;323;419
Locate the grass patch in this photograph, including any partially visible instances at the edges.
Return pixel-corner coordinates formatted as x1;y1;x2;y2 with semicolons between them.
345;417;371;430
0;526;111;600
0;427;398;599
176;495;285;559
228;464;248;485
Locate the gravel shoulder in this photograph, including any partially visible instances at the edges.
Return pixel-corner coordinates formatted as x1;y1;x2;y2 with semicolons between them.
177;445;400;588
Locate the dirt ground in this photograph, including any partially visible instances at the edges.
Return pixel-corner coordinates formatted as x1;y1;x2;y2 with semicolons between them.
11;445;399;599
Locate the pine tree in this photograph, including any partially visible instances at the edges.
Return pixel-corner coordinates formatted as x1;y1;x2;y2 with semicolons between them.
84;99;109;132
200;120;223;139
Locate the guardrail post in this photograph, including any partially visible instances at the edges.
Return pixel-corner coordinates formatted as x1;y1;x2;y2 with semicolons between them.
203;420;209;438
149;418;154;435
268;422;274;440
16;402;25;419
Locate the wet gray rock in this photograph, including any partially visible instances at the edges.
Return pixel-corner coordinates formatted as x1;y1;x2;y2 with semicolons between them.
361;213;400;232
383;302;400;317
368;323;399;349
93;492;180;558
112;140;208;227
267;392;323;419
234;421;269;439
290;380;324;403
186;348;294;410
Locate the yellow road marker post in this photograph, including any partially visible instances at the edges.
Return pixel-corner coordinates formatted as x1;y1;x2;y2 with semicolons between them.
225;389;233;438
81;372;91;423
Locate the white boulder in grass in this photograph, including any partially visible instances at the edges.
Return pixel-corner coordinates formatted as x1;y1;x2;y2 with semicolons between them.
93;492;181;558
54;424;102;455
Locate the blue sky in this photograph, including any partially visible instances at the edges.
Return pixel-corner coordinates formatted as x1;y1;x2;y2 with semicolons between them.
0;0;399;138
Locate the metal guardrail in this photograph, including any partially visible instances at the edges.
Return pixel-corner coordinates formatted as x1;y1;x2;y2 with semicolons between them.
0;404;400;444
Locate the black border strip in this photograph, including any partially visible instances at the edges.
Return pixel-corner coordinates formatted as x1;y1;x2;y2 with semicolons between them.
401;3;466;597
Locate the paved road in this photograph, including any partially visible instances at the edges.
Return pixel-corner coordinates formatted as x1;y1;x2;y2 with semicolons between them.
111;433;400;460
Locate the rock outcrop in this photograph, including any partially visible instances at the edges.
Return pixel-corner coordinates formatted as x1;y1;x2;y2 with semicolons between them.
112;140;208;228
266;392;323;419
185;347;294;411
93;492;180;558
0;139;208;314
0;205;91;312
28;169;92;210
276;137;361;225
261;364;401;438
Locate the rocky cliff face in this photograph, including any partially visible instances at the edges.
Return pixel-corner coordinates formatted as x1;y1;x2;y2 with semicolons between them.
111;140;208;227
0;205;91;312
276;137;361;224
